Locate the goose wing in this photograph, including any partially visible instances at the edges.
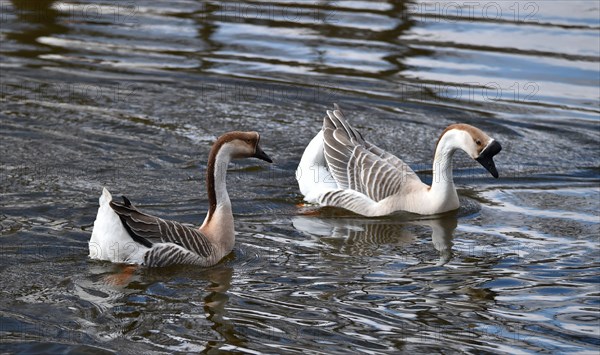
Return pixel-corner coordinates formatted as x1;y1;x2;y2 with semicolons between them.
109;197;214;258
322;105;421;202
141;243;212;267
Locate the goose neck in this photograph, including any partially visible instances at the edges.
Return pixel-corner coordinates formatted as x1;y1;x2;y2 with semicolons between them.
205;142;234;225
431;136;457;193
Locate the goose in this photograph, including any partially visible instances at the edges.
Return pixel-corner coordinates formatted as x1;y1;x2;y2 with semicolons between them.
296;105;502;216
89;131;272;267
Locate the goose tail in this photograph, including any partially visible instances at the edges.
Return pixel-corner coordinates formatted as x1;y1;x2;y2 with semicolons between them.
99;187;112;206
296;130;338;203
89;187;148;263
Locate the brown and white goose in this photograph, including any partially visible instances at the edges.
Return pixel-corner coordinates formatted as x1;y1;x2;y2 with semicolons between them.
296;105;502;216
89;131;272;267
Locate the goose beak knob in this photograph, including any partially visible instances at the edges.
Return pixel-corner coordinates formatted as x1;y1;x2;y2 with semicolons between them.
253;144;273;163
476;140;501;178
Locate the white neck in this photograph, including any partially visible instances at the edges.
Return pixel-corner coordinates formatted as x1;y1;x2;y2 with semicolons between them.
428;131;461;210
201;143;235;253
213;148;233;212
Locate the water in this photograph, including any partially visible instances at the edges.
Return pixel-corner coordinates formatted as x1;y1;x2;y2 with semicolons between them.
1;0;599;353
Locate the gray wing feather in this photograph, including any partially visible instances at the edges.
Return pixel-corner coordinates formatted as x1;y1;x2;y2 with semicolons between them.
363;141;414;173
319;189;379;216
143;243;212;267
323;130;353;189
322;106;419;202
110;201;214;258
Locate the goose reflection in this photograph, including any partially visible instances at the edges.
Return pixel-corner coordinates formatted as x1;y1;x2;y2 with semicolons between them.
131;264;242;353
201;265;247;353
292;211;457;266
76;262;239;351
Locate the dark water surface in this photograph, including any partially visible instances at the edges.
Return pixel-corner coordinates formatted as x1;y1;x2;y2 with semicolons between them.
1;0;599;353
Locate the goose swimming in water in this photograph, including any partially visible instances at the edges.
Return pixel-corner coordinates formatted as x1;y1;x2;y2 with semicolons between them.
89;131;272;267
296;105;502;216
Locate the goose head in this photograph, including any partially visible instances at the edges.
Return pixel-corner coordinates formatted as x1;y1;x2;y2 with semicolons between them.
215;131;273;163
437;124;502;178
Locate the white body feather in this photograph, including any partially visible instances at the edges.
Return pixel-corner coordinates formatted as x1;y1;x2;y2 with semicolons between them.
89;188;148;264
296;130;338;203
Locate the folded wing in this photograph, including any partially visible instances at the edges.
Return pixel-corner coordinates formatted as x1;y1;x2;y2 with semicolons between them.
322;105;421;202
109;197;214;258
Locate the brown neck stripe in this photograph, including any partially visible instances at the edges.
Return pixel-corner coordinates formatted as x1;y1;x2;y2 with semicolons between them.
204;131;257;223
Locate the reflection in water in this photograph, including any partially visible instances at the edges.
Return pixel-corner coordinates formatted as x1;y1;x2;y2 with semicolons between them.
74;263;237;352
195;2;221;72
7;0;67;57
201;266;244;353
292;212;457;266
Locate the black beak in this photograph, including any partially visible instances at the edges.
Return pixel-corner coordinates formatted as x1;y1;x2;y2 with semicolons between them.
475;140;502;178
253;144;273;163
